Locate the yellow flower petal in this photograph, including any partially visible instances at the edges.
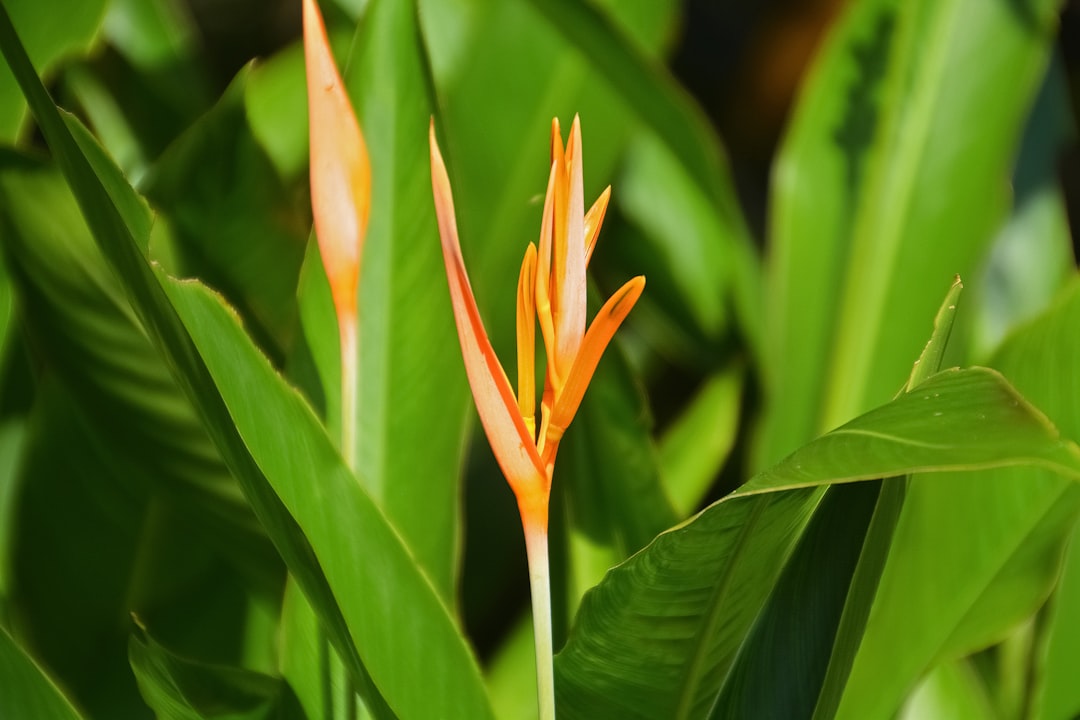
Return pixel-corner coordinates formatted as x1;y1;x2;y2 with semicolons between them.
553;116;587;378
544;276;646;465
517;243;538;438
584;186;610;266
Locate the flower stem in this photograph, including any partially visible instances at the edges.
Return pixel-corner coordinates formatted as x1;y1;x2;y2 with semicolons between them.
524;520;555;720
339;314;359;720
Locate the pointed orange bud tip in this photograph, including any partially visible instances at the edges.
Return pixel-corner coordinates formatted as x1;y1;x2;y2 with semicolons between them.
304;0;370;323
549;275;645;437
584;185;611;266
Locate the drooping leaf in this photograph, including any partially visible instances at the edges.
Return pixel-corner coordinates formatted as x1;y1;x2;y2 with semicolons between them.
838;279;1080;719
555;365;1080;718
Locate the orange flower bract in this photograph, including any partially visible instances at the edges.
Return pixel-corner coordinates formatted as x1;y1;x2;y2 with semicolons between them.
429;116;644;531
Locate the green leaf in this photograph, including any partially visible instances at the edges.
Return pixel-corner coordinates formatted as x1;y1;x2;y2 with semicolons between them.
559;340;677;608
760;0;1061;467
0;0;106;140
141;71;308;364
0;7;494;718
969;54;1076;360
555;365;1080;718
343;0;469;601
837;279;1080;719
658;363;743;517
129;623;303;720
899;659;996;720
711;481;882;719
738;369;1080;496
0;626;86;720
1033;526;1080;720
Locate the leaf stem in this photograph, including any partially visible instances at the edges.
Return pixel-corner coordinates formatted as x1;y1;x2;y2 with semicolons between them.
524;520;556;720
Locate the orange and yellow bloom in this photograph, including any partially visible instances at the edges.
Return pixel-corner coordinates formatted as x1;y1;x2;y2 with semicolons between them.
429;115;644;529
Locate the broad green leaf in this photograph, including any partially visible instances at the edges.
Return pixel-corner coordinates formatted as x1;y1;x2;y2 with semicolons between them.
0;626;85;720
129;623;303;720
820;0;1059;428
161;270;492;719
344;0;469;600
760;0;1061;467
141;71;308;365
555;486;822;720
737;369;1080;496
659;363;743;517
555;365;1080;718
711;480;882;719
0;8;494;718
0;0;106;140
838;279;1080;719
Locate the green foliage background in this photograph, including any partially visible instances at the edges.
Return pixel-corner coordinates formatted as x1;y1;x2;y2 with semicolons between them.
0;0;1079;718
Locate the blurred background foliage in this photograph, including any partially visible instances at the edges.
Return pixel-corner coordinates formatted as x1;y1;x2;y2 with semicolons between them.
1;0;1080;718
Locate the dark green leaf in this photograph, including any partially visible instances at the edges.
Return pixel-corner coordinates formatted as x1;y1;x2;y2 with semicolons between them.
0;626;86;720
130;623;303;720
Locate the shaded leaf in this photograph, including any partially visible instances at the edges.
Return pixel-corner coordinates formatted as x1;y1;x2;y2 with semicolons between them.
0;626;85;720
0;0;106;140
130;623;303;720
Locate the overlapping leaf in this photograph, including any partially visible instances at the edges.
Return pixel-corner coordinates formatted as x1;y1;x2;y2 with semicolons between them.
0;7;494;719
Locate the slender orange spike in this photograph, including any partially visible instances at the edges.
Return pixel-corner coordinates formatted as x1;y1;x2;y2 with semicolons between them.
535;161;558;370
517;243;538;438
303;0;369;324
583;186;610;266
429;122;548;514
544;276;646;466
554;115;587;376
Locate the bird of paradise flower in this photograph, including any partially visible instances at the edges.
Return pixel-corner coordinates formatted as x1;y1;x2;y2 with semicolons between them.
430;116;645;719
